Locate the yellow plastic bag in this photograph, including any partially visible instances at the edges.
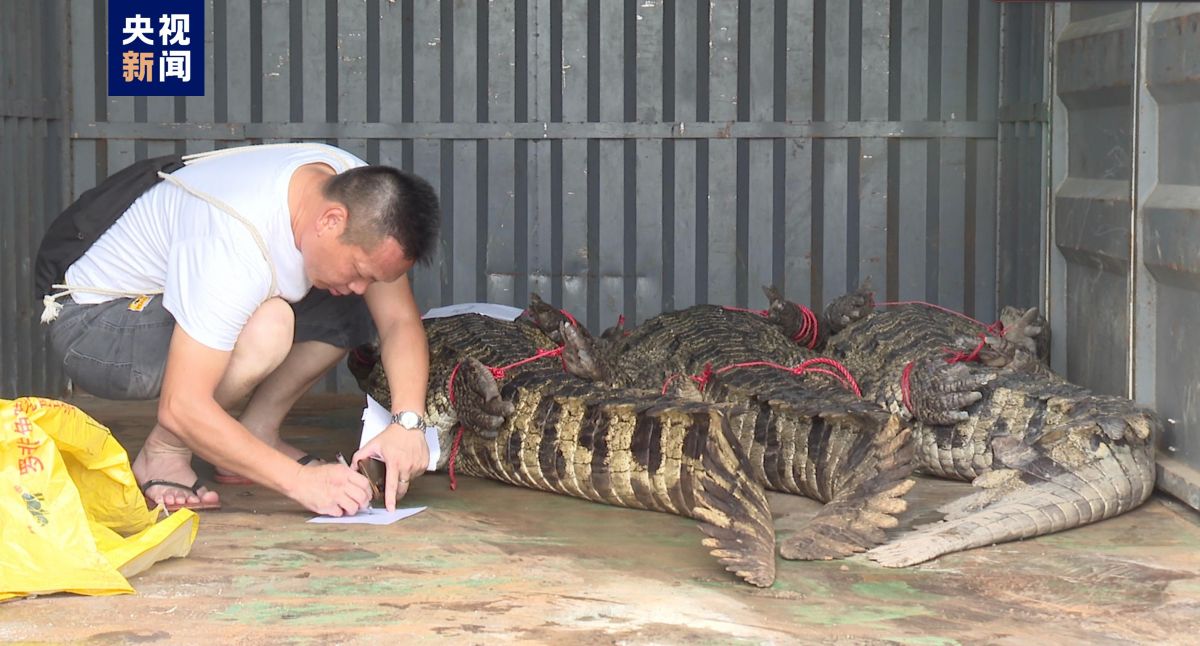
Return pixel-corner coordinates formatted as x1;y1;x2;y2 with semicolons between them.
0;397;199;601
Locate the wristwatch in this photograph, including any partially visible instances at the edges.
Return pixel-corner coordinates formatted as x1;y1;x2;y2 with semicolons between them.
390;410;426;430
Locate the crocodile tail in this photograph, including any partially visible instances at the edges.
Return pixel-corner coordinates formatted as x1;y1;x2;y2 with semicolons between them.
779;412;916;560
867;427;1156;568
690;408;778;587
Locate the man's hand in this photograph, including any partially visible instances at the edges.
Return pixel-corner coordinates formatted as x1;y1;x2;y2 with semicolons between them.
351;425;430;511
288;462;373;516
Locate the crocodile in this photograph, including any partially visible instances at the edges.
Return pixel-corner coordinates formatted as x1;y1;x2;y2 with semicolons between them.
822;289;1159;567
348;313;777;587
524;290;917;562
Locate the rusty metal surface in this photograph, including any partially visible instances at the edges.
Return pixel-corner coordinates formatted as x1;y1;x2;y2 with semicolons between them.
1;395;1198;644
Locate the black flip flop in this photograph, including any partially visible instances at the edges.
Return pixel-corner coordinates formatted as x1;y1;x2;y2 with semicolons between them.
141;478;222;512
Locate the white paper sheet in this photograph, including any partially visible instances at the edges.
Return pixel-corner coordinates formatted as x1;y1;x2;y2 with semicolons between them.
308;505;427;525
422;302;524;321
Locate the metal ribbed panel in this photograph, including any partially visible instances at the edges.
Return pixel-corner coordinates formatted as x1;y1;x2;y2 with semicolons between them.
0;1;67;399
1140;5;1200;505
996;1;1046;315
1049;5;1135;397
1045;2;1200;508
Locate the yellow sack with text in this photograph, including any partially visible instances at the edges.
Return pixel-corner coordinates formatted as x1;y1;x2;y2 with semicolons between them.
0;397;199;602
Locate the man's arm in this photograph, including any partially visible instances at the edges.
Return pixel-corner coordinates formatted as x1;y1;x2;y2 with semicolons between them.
354;273;431;510
158;324;371;515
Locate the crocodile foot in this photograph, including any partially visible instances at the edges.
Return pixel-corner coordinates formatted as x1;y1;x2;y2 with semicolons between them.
973;333;1047;375
451;357;516;439
823;279;875;336
999;305;1048;360
907;358;994;426
979;306;1047;372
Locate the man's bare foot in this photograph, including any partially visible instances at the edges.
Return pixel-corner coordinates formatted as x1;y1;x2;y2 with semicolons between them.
132;439;220;510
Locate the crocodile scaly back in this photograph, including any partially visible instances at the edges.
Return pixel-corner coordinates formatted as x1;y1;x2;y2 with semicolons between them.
578;304;916;561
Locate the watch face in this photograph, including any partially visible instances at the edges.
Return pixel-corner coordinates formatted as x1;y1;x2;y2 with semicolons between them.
399;411;421;428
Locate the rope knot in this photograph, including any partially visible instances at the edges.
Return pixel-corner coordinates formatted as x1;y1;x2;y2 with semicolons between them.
40;295;64;324
944;334;987;364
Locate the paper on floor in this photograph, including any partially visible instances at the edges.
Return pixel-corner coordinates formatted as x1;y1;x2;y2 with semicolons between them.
308;506;427;525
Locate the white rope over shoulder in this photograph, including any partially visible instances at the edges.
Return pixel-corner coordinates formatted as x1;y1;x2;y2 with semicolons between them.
38;143;355;323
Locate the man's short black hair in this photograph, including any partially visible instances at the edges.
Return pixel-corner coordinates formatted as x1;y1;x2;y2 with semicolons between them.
326;166;440;266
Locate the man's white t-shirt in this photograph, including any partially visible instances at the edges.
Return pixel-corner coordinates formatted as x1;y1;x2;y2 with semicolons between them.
65;143;366;351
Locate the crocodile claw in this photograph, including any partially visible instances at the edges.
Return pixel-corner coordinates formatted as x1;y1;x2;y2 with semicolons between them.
823;278;875;335
971;332;1045;375
907;358;992;426
451;357;516;438
999;305;1049;361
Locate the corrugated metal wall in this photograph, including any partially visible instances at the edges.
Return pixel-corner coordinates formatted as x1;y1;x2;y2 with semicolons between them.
0;1;68;398
996;3;1049;312
1049;2;1200;507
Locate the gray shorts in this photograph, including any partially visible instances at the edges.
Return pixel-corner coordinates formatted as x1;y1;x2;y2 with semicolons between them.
48;290;375;400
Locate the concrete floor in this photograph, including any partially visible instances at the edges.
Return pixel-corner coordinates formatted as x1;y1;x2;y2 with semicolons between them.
3;394;1199;645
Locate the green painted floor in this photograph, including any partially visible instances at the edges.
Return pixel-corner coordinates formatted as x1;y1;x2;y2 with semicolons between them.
3;395;1199;644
